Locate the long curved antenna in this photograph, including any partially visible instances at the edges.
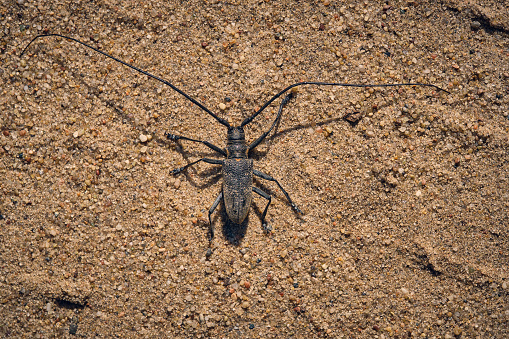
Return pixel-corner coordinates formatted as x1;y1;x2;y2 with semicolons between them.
20;34;231;128
241;81;449;127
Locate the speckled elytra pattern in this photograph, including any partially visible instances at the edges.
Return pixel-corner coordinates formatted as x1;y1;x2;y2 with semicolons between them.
222;158;253;224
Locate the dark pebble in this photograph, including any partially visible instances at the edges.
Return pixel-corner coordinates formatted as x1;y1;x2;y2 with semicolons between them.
293;282;299;288
249;324;255;329
69;323;78;335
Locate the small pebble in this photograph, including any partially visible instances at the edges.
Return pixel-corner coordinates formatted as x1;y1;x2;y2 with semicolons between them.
139;134;148;143
174;179;181;189
386;174;398;186
471;21;481;30
73;129;84;138
453;326;462;336
2;130;9;136
219;103;226;110
69;323;78;335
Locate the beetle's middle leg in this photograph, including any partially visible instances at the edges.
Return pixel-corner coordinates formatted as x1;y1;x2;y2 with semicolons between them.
253;169;302;214
171;158;223;174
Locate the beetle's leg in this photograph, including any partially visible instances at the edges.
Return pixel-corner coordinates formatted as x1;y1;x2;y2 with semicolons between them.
165;133;227;156
253;170;302;214
208;191;223;241
248;93;293;152
171;158;223;174
253;186;272;233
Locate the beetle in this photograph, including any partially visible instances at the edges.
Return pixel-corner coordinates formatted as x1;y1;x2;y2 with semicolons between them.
21;34;449;241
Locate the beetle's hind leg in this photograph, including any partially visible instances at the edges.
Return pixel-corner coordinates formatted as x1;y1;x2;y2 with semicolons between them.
208;191;223;241
253;186;272;233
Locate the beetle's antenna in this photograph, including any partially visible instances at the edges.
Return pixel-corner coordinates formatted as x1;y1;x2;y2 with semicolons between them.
241;81;449;127
20;34;231;128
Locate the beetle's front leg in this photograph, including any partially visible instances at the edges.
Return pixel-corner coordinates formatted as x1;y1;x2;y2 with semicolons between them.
165;133;226;156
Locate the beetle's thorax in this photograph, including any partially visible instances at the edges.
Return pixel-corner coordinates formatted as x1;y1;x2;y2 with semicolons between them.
226;126;248;159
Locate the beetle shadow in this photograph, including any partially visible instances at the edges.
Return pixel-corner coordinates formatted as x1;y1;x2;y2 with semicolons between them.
184;164;222;190
248;116;346;160
159;138;224;190
217;204;248;246
38;56;136;127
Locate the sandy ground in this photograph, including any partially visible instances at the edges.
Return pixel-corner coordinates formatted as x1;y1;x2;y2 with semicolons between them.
1;0;508;338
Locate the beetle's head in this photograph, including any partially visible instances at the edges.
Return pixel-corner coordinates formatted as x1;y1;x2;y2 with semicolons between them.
227;126;245;142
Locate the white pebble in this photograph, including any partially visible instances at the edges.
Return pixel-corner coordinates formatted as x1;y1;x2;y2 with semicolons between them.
174;179;181;189
73;129;84;138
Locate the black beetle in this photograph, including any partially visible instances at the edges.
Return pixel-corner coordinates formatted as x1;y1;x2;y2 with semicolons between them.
21;34;448;241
